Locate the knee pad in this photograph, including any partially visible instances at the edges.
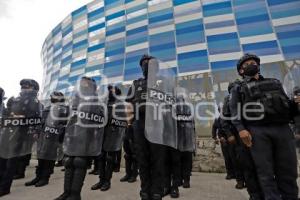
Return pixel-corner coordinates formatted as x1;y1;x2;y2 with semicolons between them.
73;157;88;169
63;156;73;168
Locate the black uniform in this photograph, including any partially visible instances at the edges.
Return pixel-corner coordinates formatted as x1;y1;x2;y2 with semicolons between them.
127;55;167;200
120;124;138;182
222;88;264;199
25;97;69;187
230;75;299;200
55;77;105;200
0;80;41;197
212;117;236;179
94;89;127;191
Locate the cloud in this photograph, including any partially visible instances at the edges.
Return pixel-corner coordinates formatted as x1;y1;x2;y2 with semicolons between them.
0;0;10;19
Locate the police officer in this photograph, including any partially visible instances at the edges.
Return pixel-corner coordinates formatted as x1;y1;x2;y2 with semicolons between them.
126;55;168;200
25;91;68;187
54;77;105;200
91;85;127;191
212;114;236;180
163;88;196;198
0;79;41;197
222;82;264;199
230;53;299;200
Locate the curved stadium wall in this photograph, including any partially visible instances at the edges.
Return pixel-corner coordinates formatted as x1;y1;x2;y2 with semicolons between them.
41;0;300;136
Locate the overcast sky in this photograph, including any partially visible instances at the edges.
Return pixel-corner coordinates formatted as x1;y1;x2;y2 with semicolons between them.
0;0;92;98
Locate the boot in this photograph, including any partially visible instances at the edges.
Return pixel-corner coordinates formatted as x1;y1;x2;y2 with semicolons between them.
152;193;162;200
127;176;137;183
25;177;40;186
120;174;130;182
25;166;40;186
67;167;87;200
170;186;179;198
90;180;104;190
128;160;138;183
235;181;245;189
100;181;111;191
54;167;73;200
120;156;131;182
0;189;10;197
182;178;190;189
140;191;150;200
35;179;49;187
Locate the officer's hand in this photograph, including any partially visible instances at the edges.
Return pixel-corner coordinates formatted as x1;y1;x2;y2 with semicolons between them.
294;95;300;104
220;137;226;144
227;136;236;144
239;130;252;147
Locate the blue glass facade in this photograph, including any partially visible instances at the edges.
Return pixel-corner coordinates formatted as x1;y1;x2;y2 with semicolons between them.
41;0;300;135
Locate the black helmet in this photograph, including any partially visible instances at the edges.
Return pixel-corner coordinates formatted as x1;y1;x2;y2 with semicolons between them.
139;54;154;67
236;53;260;73
80;76;97;91
50;91;65;102
20;79;39;91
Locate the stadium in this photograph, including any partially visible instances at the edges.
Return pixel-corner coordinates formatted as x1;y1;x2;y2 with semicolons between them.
41;0;300;136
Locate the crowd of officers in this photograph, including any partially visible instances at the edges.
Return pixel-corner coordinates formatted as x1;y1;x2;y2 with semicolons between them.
0;55;195;200
212;53;300;200
1;53;300;200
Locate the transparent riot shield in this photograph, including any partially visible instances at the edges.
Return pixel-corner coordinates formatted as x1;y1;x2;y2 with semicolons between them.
63;77;106;157
175;87;196;152
145;58;178;148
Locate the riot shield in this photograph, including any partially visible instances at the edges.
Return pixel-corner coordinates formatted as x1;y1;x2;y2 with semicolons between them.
175;87;196;152
0;94;41;159
63;78;106;157
145;58;177;148
37;105;68;160
283;61;300;98
103;100;127;152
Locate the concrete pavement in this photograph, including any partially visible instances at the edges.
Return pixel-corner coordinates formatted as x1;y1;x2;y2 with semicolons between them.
1;161;252;200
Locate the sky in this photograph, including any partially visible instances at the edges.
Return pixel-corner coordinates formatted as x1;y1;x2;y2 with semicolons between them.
0;0;92;98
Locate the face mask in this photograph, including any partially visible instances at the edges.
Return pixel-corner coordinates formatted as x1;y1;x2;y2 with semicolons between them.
243;64;259;77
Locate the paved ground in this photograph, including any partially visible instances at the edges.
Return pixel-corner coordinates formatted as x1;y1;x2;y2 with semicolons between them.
2;161;252;200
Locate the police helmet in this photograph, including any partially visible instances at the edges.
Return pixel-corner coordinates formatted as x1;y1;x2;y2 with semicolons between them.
20;79;39;91
236;53;260;73
139;54;154;67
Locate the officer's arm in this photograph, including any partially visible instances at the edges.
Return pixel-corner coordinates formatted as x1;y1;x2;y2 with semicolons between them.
230;84;246;132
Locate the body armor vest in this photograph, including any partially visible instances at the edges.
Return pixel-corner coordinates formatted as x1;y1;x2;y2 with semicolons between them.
240;78;291;124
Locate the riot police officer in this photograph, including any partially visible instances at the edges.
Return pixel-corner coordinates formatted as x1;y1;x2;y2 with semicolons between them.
222;81;264;199
91;85;127;191
54;77;105;200
0;79;41;197
230;53;299;200
25;91;69;187
126;55;172;200
164;89;196;198
212;114;236;180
